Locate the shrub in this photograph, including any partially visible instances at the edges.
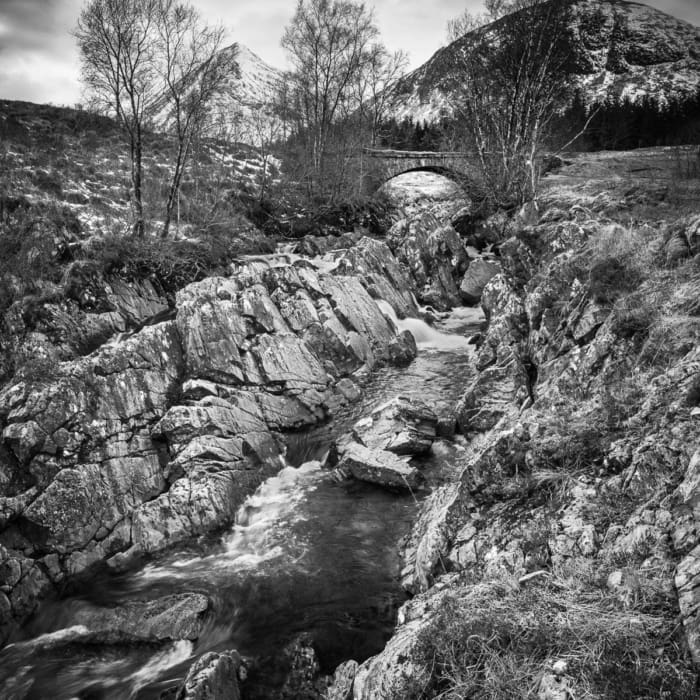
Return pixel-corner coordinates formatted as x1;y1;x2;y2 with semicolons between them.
86;225;271;293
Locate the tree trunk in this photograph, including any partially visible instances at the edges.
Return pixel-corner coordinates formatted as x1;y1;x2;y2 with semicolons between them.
132;129;145;237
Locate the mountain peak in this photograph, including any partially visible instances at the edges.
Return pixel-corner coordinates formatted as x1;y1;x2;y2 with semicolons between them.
386;0;700;123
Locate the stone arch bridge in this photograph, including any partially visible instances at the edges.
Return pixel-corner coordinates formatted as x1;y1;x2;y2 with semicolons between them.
361;148;482;193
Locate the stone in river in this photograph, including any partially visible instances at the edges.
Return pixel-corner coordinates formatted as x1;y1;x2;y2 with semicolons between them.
74;592;211;642
177;650;244;700
339;444;421;490
352;396;437;456
460;259;500;305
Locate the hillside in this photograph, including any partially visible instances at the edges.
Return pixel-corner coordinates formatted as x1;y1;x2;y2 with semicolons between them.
385;0;700;123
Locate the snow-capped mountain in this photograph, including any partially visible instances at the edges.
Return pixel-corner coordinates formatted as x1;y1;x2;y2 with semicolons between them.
154;43;283;146
223;43;282;109
202;43;284;145
385;0;700;123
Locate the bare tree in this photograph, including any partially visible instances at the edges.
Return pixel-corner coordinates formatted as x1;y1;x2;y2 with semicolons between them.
281;0;378;198
356;45;408;146
452;0;571;207
155;2;237;238
446;0;533;42
248;88;285;204
75;0;159;236
76;0;237;238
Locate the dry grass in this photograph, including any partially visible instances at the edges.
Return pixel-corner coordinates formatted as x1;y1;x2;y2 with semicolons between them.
411;560;695;700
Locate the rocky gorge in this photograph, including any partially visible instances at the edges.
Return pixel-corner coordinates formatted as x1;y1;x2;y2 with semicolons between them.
1;153;700;699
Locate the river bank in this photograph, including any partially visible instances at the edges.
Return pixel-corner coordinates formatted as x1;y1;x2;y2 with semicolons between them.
2;155;700;698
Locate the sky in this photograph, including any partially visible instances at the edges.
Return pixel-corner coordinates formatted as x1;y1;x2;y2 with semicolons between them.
0;0;699;106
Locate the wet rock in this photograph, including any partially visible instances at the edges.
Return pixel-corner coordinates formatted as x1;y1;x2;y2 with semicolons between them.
459;259;500;305
74;593;211;642
352;396;437;456
0;243;424;631
339;444;421;491
387;329;417;366
676;545;700;663
329;238;418;318
280;633;326;700
177;650;243;700
324;660;358;700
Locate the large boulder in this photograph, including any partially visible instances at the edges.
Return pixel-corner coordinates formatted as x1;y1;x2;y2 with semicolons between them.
338;443;421;491
352;396;438;456
459;259;500;305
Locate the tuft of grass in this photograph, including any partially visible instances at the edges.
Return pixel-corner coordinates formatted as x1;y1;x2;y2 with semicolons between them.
583;224;655;305
410;565;695;700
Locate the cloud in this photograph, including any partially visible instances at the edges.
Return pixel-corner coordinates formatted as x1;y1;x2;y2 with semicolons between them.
0;0;698;106
0;0;82;104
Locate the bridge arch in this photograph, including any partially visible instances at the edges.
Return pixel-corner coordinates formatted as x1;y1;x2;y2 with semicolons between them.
361;148;480;194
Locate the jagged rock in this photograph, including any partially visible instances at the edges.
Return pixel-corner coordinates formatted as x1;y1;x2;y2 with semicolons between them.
177;650;243;700
338;444;420;491
455;359;531;432
455;274;529;432
329;238;418;318
324;660;358;700
352;396;437;456
401;426;529;593
351;587;448;700
73;593;211;642
387;329;417;366
387;214;469;310
459;259;500;305
280;633;326;700
0;247;421;632
677;545;700;664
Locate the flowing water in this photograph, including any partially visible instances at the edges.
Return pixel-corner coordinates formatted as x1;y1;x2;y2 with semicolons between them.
0;302;482;699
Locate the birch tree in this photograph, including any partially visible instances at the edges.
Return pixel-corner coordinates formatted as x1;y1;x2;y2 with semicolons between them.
76;0;237;237
154;1;236;238
281;0;378;197
76;0;159;236
452;0;571;206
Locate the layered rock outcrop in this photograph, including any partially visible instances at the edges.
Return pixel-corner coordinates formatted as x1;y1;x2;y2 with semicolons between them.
386;213;470;310
328;171;700;698
0;238;419;642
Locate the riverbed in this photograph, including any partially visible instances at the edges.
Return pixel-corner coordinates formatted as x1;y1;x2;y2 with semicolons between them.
0;305;481;700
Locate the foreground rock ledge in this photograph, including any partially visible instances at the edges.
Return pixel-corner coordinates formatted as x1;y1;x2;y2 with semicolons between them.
0;239;420;642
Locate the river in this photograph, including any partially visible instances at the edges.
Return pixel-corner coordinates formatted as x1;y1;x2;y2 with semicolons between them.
0;172;478;699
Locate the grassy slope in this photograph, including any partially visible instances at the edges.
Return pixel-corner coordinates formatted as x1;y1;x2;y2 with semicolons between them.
376;147;700;699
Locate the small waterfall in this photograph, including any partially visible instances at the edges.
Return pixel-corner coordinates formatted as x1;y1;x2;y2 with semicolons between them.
375;300;472;351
